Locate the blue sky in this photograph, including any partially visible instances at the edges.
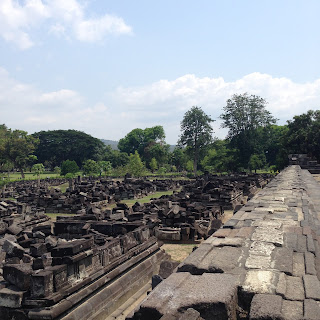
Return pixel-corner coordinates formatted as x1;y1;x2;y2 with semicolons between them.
1;0;320;144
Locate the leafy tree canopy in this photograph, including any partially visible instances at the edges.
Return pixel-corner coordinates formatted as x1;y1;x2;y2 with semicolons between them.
118;125;169;167
33;129;105;168
127;151;145;177
284;110;320;161
83;159;100;176
201;139;239;173
178;106;214;175
61;160;79;176
1;125;38;178
220;93;276;168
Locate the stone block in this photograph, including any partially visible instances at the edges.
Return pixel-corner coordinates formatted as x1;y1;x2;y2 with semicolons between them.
304;299;320;320
281;300;303;320
3;264;32;290
139;273;238;319
305;252;317;275
285;276;304;301
0;286;25;308
249;293;282;320
2;240;25;259
303;274;320;300
251;228;283;246
241;270;279;295
30;243;47;257
292;252;305;277
271;247;293;275
31;270;53;298
177;244;242;274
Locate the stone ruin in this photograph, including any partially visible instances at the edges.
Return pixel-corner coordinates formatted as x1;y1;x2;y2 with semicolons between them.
0;172;273;319
289;154;320;174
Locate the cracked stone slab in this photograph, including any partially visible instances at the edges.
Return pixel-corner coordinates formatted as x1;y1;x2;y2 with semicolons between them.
178;244;243;274
249;241;275;256
251;228;284;246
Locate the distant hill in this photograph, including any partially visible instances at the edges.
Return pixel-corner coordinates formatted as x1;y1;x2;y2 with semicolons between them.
101;139;119;150
101;139;176;152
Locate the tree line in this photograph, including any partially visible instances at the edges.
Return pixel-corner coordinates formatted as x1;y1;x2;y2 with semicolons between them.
1;93;319;179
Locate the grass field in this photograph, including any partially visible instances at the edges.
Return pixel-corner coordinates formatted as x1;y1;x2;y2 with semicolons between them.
120;190;175;206
3;172;59;181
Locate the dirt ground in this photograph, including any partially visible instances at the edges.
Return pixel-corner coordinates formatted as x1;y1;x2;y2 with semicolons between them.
313;174;320;182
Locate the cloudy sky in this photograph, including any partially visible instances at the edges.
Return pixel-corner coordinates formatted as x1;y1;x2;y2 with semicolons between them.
1;0;320;144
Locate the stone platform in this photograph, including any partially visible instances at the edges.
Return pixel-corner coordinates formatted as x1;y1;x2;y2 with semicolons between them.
128;166;320;320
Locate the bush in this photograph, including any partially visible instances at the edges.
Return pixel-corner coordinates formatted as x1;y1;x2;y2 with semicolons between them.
61;160;79;176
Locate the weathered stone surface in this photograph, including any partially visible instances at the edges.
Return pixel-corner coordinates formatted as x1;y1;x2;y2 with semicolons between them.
271;247;293;275
241;270;279;295
281;300;303;320
204;236;244;247
305;252;317;275
249;294;282;320
285;276;304;301
304;299;320;320
304;274;320;300
2;240;25;258
251;228;283;246
138;273;238;319
31;270;53;298
0;286;25;308
292;252;305;277
3;264;32;290
249;241;275;256
177;244;242;274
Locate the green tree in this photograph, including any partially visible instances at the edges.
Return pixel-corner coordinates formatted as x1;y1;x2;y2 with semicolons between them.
149;158;158;173
33;130;105;168
284;110;320;161
2;128;38;178
178;106;214;176
170;147;188;171
32;163;45;186
98;160;112;178
54;166;61;177
61;160;79;176
220;93;276;168
201;139;239;173
118;126;169;166
128;151;145;177
248;153;266;172
83;159;100;176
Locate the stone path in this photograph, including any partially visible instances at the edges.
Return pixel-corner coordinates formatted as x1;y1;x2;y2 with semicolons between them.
128;166;320;320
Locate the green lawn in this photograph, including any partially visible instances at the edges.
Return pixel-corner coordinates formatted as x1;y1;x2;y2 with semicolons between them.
45;213;75;222
119;190;175;207
50;182;69;193
3;172;59;181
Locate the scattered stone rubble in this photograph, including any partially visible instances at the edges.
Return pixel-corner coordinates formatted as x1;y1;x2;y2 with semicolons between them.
128;166;320;320
0;172;273;319
289;154;320;174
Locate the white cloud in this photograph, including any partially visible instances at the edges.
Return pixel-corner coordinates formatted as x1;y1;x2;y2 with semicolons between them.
1;68;320;144
0;0;132;49
112;72;320;142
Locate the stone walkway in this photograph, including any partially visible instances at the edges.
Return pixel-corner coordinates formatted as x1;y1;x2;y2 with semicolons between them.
128;166;320;320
